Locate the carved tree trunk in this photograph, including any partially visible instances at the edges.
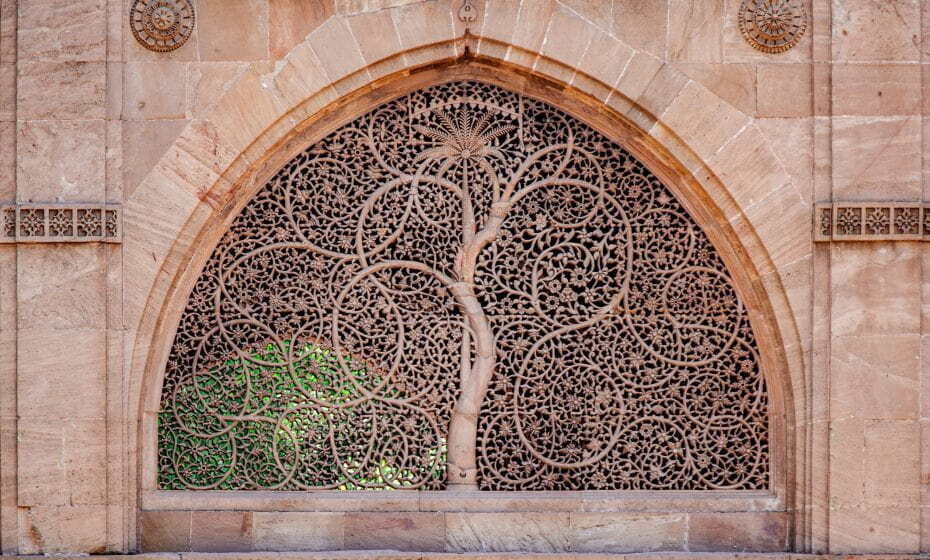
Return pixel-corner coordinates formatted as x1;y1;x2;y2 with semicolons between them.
445;204;508;489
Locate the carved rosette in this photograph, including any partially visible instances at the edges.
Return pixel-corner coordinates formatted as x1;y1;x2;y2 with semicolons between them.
738;0;807;53
158;81;769;492
129;0;195;53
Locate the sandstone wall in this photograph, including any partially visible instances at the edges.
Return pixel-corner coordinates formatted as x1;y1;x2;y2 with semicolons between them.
0;0;927;555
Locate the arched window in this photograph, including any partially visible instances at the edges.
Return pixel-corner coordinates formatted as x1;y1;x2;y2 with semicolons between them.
158;81;768;492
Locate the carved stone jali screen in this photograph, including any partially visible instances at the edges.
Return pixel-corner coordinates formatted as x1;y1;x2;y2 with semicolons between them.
158;81;769;492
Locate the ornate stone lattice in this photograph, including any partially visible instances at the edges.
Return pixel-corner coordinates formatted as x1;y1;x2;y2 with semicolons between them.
129;0;195;53
158;81;769;492
0;204;121;243
738;0;807;54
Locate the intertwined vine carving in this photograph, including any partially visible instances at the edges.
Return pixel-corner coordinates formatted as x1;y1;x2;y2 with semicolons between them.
159;81;769;491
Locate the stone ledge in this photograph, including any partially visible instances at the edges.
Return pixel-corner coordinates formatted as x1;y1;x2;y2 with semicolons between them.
7;553;930;560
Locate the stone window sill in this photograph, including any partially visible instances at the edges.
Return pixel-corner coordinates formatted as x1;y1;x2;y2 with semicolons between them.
142;489;781;513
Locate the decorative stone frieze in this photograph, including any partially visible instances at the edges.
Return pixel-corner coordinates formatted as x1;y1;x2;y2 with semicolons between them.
814;202;928;242
129;0;195;53
738;0;808;54
0;203;122;243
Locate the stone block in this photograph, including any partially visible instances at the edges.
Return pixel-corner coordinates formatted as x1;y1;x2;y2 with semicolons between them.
829;506;920;553
16;61;106;120
832;64;921;116
122;119;188;198
17;243;106;329
830;335;919;420
0;121;13;201
830;243;921;337
635;64;689;120
832;116;921;200
659;80;750;162
668;0;723;62
190;511;253;552
614;51;663;104
17;0;106;61
829;417;866;510
123;61;188;120
63;418;106;505
757;64;813;117
612;0;666;58
832;0;921;61
0;62;12;121
17;328;107;419
253;512;344;551
16;421;65;506
345;512;445;552
187;62;249;119
864;419;920;507
538;4;595;81
569;512;686;552
0;0;15;63
674;62;756;116
140;510;191;552
574;28;633;94
269;0;334;59
16;119;106;202
687;512;788;552
391;0;456;66
506;0;557;68
477;0;519;55
347;8;406;76
709;124;792;216
19;505;107;554
308;17;366;85
197;0;269;61
755;117;814;207
445;512;570;552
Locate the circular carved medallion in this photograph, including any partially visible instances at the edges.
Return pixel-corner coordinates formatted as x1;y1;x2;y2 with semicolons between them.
129;0;195;53
738;0;807;54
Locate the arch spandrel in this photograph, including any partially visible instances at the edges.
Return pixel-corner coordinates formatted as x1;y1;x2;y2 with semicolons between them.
155;79;771;494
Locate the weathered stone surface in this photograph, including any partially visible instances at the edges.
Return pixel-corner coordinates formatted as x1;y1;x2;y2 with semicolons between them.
569;513;686;552
688;512;788;552
16;61;106;120
831;335;920;420
186;62;249;119
269;0;334;59
122;62;187;120
17;0;106;61
832;0;921;61
757;64;813;117
668;0;723;62
345;512;444;552
18;505;107;554
831;243;921;337
446;513;571;553
832;116;921;200
140;511;191;552
253;512;344;551
17;327;106;419
122;119;188;197
197;0;269;61
16;119;106;202
190;511;253;552
832;63;921;116
612;1;667;58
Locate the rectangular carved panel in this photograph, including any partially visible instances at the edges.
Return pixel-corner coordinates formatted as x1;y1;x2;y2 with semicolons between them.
0;203;121;243
814;202;928;242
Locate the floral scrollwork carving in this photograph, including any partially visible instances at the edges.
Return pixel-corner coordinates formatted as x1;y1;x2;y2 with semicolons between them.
159;81;770;492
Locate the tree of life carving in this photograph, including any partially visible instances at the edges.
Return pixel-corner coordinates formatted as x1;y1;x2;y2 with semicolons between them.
158;81;769;492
